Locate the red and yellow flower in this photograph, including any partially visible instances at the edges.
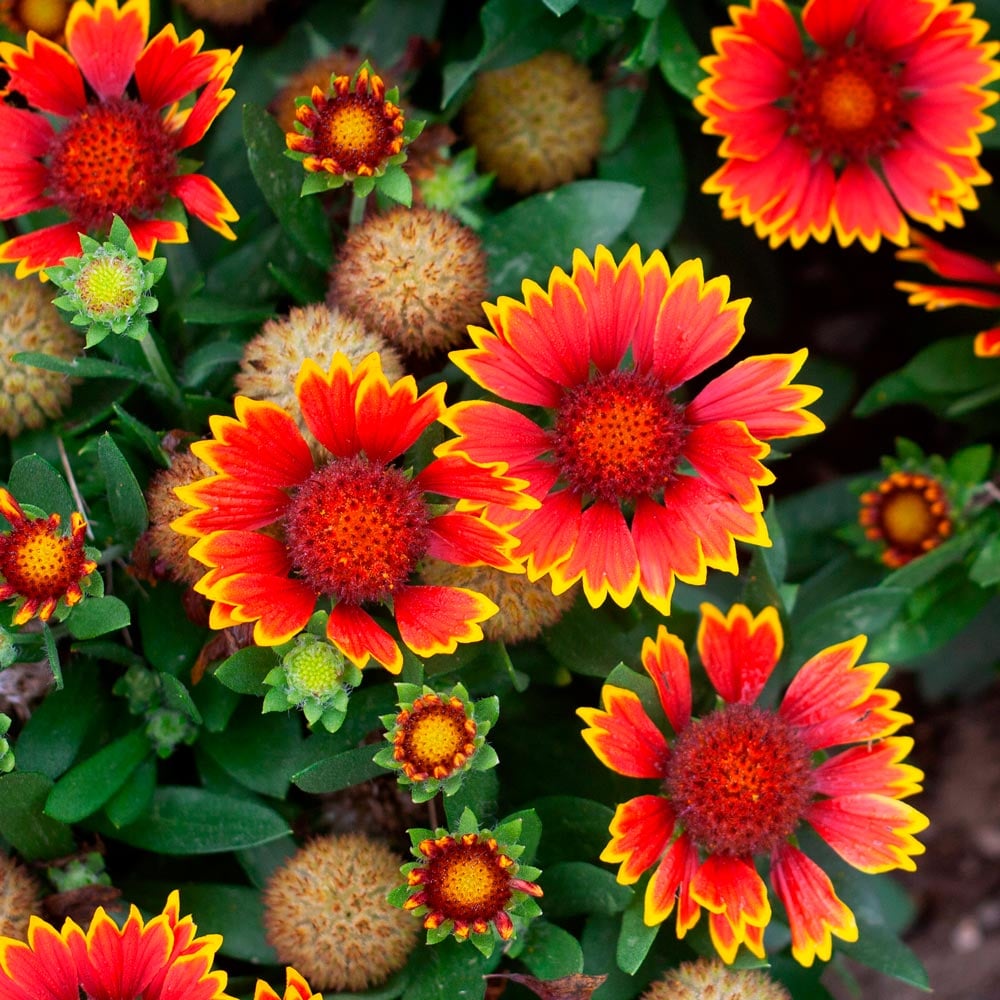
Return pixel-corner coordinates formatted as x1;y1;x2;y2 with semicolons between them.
896;230;1000;357
695;0;1000;251
859;469;953;567
0;890;230;1000
0;488;96;625
253;968;320;1000
173;352;534;673
578;603;928;966
0;0;240;277
442;245;822;615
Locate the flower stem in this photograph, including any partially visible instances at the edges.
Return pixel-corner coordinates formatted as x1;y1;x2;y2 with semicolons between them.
140;331;185;407
349;191;368;229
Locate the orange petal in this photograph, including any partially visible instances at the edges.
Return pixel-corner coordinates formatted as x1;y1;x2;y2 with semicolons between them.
578;685;669;779
696;602;782;704
0;919;77;1000
601;794;676;885
354;369;447;463
209;573;315;646
974;327;1000;356
425;511;520;571
171;173;239;240
0;223;88;278
510;489;581;581
681;419;772;509
812;736;924;800
0;33;85;116
416;455;538;512
640;625;691;734
393;584;497;659
134;23;230;110
326;602;402;672
643;832;699;928
65;0;149;102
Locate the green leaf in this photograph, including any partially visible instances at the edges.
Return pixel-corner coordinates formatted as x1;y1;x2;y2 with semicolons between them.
111;404;170;466
243;102;333;267
66;596;132;640
518;921;584;978
98;433;147;548
528;796;614;867
540;861;633;918
0;772;75;859
378;164;413;206
617;888;658;974
101;786;291;854
543;0;578;13
403;936;498;1000
45;727;150;823
7;455;74;522
180;297;276;326
970;531;1000;587
137;584;206;676
657;7;705;99
292;745;382;793
213;645;279;695
949;443;994;484
12;351;154;384
443;767;499;827
839;925;930;990
482;181;643;295
160;673;203;724
104;757;156;828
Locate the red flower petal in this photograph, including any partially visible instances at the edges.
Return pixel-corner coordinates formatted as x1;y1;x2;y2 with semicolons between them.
806;794;929;873
173;475;291;536
897;230;1000;285
127;219;189;257
416;455;538;512
394;584;498;659
831;162;909;251
425;511;519;571
0;223;88;278
439;400;553;480
0;162;54;219
172;64;239;149
600;795;676;885
187;530;293;591
578;685;669;779
0;922;78;1000
0;105;55;161
696;602;782;704
0;34;86;116
975;327;1000;356
170;174;238;240
571;244;642;373
295;355;363;457
643;832;699;928
897;280;1000;311
801;0;865;48
631;496;703;615
681;419;773;509
326;602;402;672
65;0;149;102
630;250;671;375
771;841;858;967
355;370;447;463
510;489;581;581
813;736;924;800
640;625;691;734
689;854;770;962
209;573;316;646
134;24;229;110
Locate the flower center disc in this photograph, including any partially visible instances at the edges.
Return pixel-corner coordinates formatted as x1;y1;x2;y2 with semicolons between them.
47;98;175;231
880;489;937;547
397;696;476;780
791;46;904;161
551;370;686;503
317;94;398;174
424;841;513;923
283;455;429;605
664;703;813;857
0;521;88;602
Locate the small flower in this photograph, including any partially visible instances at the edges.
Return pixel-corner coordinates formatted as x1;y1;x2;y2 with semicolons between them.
0;488;97;625
0;0;71;40
45;215;166;347
329;206;489;357
896;231;1000;358
695;0;1000;251
462;51;606;194
579;603;928;966
859;470;953;568
642;958;790;1000
285;63;423;199
172;352;534;672
442;245;823;614
374;682;499;802
0;0;240;276
0;849;42;940
392;809;543;957
263;624;363;732
263;833;420;991
253;968;322;1000
0;271;82;438
269;49;369;135
0;890;229;999
177;0;269;26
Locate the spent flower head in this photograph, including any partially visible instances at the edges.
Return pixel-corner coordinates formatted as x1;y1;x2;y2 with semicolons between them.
263;614;363;732
374;681;499;802
45;216;166;347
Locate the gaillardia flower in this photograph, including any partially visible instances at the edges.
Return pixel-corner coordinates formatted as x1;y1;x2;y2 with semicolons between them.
374;682;499;802
443;245;822;614
0;488;97;625
253;968;321;1000
859;469;952;567
392;811;542;957
579;603;928;966
0;890;229;1000
695;0;1000;251
896;230;1000;357
173;352;534;672
0;0;240;276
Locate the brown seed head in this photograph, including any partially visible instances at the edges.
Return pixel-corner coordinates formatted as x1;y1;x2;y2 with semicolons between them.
0;851;42;941
642;959;791;1000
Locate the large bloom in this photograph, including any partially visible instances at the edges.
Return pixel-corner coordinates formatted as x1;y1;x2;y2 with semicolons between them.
578;603;928;966
896;230;1000;357
0;0;240;277
695;0;1000;251
443;245;822;614
0;890;230;1000
173;352;534;673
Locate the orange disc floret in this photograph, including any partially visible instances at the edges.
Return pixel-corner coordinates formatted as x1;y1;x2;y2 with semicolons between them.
0;0;72;40
859;470;952;567
286;67;405;178
0;489;96;625
393;693;478;782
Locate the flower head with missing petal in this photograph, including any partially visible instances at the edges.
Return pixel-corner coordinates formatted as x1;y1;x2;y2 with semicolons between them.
442;244;823;616
374;682;499;802
0;0;240;277
0;488;97;625
578;602;927;966
695;0;1000;251
172;352;536;673
391;810;542;957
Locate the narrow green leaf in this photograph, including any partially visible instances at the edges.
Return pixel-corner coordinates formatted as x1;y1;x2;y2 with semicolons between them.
617;888;658;974
98;433;147;548
657;7;705;99
160;673;203;724
104;757;157;828
791;587;910;664
12;351;154;384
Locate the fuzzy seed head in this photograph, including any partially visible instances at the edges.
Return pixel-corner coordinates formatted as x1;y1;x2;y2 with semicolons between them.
642;958;791;1000
0;851;42;941
145;451;213;586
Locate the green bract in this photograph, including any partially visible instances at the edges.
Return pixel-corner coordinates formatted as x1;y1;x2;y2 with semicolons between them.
418;147;495;228
0;713;13;773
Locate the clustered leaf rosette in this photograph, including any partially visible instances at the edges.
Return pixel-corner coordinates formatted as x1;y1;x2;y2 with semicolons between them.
45;215;166;346
0;0;240;276
695;0;1000;251
579;602;928;967
262;614;364;732
895;230;1000;358
390;808;543;958
374;681;499;802
0;890;229;1000
0;487;99;626
285;61;425;203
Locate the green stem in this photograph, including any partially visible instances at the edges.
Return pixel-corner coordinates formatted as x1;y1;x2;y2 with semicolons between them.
349;191;368;228
140;331;184;407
